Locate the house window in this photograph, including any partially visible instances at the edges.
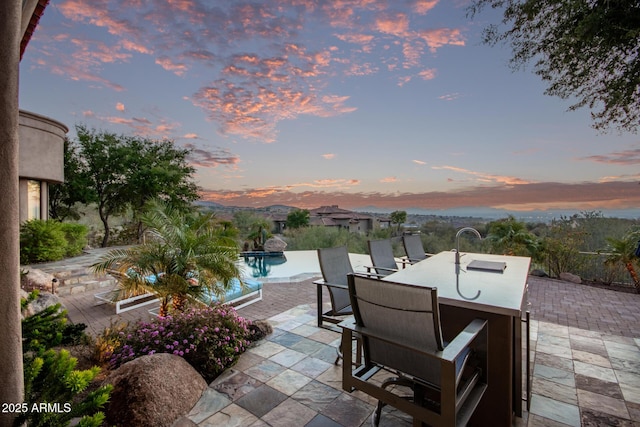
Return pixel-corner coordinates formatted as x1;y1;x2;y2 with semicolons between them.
27;180;41;220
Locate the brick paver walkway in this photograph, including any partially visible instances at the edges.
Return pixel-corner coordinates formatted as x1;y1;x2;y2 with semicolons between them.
58;269;640;339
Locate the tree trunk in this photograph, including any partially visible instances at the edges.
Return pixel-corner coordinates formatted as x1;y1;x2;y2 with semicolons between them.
158;298;170;317
137;220;144;244
98;203;110;247
625;262;640;293
172;293;187;312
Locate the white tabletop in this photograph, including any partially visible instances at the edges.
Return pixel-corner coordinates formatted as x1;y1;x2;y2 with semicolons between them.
385;251;531;317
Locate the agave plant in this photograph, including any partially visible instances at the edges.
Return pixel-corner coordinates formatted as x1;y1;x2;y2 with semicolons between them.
92;200;241;316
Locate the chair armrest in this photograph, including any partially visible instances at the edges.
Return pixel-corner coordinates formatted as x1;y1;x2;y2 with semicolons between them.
340;318;487;364
441;318;488;362
365;265;398;273
313;279;348;290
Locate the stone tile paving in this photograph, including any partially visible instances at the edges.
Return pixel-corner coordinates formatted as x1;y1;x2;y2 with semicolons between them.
168;302;640;427
44;248;640;426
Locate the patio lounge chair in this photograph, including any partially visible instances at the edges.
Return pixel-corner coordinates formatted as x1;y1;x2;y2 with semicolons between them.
94;268;159;314
341;273;488;426
402;234;433;264
366;239;409;276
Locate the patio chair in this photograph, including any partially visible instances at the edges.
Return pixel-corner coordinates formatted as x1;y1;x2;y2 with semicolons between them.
366;239;409;276
402;234;433;264
341;273;488;427
315;246;364;365
315;246;354;331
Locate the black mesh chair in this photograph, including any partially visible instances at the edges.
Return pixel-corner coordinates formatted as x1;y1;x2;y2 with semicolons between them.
402;234;432;264
367;239;409;277
315;246;354;331
340;273;488;426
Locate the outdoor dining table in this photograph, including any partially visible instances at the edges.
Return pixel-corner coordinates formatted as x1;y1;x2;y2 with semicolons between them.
385;250;531;427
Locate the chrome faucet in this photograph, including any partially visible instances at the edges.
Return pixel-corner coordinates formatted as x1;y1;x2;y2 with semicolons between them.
455;227;482;265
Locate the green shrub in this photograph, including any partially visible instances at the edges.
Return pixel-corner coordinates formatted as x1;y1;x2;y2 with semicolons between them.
283;226;368;253
100;305;255;382
59;222;88;257
20;220;89;263
19;349;112;427
21;291;87;356
20;293;110;427
20;220;67;264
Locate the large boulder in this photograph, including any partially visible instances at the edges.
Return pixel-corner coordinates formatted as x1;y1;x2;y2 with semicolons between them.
21;291;64;319
263;236;287;252
104;353;207;427
559;272;582;284
22;268;56;292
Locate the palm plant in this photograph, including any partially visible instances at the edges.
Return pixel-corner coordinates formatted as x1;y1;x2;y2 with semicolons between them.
92;201;241;316
604;231;640;293
486;216;540;258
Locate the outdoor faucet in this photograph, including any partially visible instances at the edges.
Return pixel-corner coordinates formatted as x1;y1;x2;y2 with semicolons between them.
455;227;482;265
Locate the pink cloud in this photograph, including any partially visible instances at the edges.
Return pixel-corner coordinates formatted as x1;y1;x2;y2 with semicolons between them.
580;148;640;165
33;1;468;142
375;12;410;37
413;0;439;14
184;144;240;168
100;115;180;138
418;28;465;52
418;68;437;80
156;56;188;76
116;102;125;112
335;33;375;45
439;93;461;101
432;165;533;186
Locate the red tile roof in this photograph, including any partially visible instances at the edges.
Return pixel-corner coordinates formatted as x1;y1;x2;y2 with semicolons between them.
21;0;50;60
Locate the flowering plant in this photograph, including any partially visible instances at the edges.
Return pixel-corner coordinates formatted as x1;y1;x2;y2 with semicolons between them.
100;304;254;381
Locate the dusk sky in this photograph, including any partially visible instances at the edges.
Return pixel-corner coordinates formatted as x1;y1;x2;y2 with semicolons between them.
18;0;640;215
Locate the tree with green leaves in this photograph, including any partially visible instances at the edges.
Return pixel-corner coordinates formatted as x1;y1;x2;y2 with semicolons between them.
123;137;199;242
286;209;310;229
92;200;241;316
390;210;407;233
74;125;200;247
49;138;96;221
76;125;133;247
468;0;640;133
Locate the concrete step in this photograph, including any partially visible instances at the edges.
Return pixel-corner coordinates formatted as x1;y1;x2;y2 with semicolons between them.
55;275;118;296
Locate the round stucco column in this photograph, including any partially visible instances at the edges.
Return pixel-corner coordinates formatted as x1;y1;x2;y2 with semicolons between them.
0;1;25;424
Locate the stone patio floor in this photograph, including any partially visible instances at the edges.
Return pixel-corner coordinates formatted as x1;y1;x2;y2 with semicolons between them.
43;250;640;427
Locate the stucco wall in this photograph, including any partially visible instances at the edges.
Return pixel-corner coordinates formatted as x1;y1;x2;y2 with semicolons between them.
18;109;67;182
18;110;67;222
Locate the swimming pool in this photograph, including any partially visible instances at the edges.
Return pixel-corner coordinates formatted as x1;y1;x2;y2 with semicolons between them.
239;250;372;283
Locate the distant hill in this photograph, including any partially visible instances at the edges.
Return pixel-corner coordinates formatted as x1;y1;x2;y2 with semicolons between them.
196;200;638;223
194;200;226;209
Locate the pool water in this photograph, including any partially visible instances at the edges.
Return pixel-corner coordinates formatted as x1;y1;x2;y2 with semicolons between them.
239;250;372;282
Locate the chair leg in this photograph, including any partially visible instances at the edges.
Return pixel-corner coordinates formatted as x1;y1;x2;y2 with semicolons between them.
526;310;531;411
335;333;345;365
372;401;384;426
335;334;363;366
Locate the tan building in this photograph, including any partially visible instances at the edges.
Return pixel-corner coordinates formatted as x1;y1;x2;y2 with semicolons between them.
308;205;391;233
18;109;67;223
